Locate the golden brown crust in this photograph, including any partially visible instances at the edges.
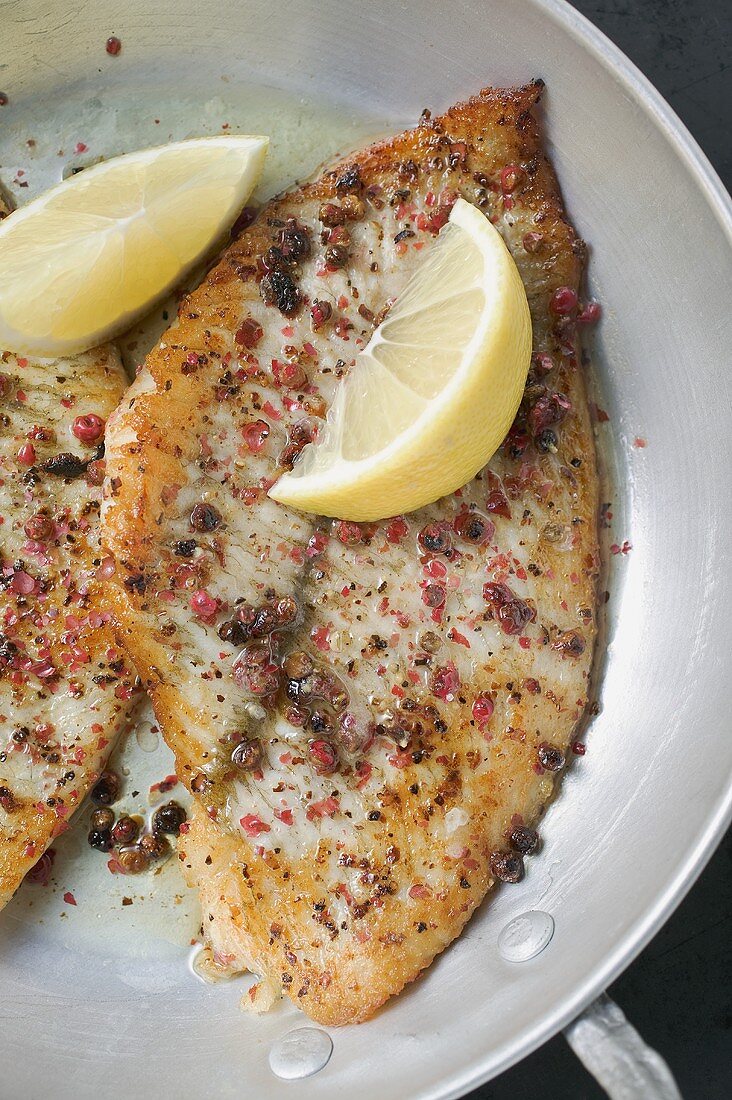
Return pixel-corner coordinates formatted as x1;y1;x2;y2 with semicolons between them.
104;84;598;1024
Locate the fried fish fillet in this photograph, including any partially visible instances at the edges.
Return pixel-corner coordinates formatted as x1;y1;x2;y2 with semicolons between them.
0;194;137;905
102;82;599;1024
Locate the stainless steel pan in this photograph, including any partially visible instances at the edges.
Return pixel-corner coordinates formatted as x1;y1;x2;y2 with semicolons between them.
0;1;730;1096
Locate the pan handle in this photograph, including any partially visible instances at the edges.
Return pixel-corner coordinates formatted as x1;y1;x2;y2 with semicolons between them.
563;993;683;1099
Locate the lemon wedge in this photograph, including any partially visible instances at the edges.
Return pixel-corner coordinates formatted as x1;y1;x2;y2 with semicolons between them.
270;197;532;521
0;136;268;356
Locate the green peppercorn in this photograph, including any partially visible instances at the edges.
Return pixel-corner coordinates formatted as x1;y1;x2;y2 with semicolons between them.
139;832;170;860
90;807;115;831
117;846;148;874
88;828;113;852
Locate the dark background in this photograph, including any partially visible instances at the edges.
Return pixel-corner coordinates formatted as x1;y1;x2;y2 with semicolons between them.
471;1;732;1097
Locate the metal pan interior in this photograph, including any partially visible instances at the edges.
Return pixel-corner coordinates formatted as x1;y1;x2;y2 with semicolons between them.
0;1;730;1097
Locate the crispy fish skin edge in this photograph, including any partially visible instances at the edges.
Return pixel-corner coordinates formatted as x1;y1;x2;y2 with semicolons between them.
103;81;599;1024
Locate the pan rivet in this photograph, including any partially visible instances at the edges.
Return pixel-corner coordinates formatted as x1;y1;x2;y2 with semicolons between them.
498;910;554;962
269;1027;333;1080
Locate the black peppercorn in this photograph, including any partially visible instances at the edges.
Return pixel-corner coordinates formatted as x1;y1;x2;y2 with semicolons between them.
88;828;113;852
536;428;558;453
335;166;362;193
231;739;262;770
152;800;187;836
508;825;539;854
489;850;524;883
324;243;349;268
218;618;249;646
139;832;170;860
91;770;120;806
308;708;333;734
190;503;222;532
173;538;197;557
537;743;565;771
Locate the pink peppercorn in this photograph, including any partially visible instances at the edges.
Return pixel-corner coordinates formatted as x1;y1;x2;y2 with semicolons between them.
24;513;54;541
422;583;446;608
235;318;263;348
85;459;105;486
190;589;218;620
11;570;36;595
577;300;602;324
17;442;36;466
105;36;122;56
334;520;362;545
240;814;270;837
72;413;105;444
310;300;332;329
241;419;270;453
385;517;409;543
500;164;525;194
308;739;338;775
532;352;554;375
430;661;460;701
549;286;578;316
472;692;495;727
523;232;544;253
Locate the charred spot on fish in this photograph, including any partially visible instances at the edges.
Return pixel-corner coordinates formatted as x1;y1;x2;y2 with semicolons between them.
335;166;362;193
264;245;288;270
0;785;18;813
173;539;197;557
260;269;301;316
124;573;147;595
398;160;420;181
552;629;586;657
41;452;87;479
279;218;311;262
0;636;19;665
